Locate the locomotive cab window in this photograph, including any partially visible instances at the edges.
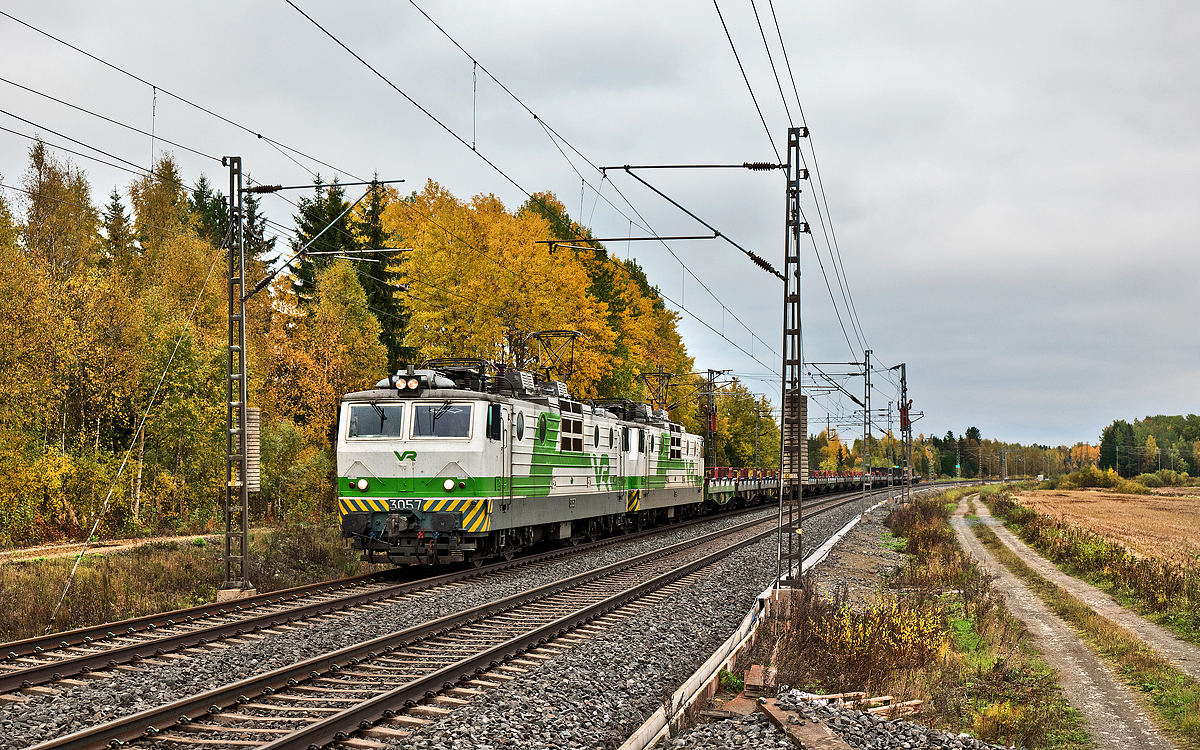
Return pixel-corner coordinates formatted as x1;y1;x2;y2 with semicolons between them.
412;402;472;438
347;404;404;438
560;416;583;452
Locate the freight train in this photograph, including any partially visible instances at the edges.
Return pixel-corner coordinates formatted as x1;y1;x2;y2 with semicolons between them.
336;359;910;566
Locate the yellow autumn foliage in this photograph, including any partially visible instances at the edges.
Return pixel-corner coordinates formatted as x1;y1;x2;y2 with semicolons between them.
383;182;618;397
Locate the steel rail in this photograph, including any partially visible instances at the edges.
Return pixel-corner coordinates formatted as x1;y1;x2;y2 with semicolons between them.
6;489;878;701
27;516;774;750
0;573;393;660
2;482;883;691
0;505;773;685
265;524;777;750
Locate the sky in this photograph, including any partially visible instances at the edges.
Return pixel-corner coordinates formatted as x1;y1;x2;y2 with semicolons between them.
1;1;1197;448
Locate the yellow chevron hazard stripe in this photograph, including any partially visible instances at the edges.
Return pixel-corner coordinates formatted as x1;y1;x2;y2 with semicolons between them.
339;496;492;533
626;489;641;513
338;497;389;517
421;497;476;513
462;498;492;533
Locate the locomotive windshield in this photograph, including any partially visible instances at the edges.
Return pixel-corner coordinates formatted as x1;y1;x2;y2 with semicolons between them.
347;403;405;438
412;402;473;438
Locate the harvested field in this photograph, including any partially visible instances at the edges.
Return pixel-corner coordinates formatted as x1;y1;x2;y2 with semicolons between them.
1013;489;1200;561
1151;486;1200;498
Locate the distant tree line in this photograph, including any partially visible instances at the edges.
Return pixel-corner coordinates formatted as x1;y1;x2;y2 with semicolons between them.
1097;415;1200;478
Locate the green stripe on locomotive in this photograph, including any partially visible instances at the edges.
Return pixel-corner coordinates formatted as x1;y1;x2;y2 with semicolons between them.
337;407;702;533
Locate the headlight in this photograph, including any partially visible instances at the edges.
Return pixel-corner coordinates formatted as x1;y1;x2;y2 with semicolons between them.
396;379;407;390
407;378;419;389
443;478;455;491
356;478;369;491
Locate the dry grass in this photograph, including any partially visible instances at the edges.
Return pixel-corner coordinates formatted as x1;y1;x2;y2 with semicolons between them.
0;524;385;642
1014;489;1200;562
1152;487;1200;499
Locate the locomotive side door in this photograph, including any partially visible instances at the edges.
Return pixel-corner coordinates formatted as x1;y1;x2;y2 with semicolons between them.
501;405;510;498
619;424;628;494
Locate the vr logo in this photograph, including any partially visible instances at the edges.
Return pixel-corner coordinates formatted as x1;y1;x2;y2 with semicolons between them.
394;450;417;462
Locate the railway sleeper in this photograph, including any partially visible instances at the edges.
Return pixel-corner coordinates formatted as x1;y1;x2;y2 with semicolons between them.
174;723;295;734
383;715;430;728
431;695;470;707
209;712;316;725
361;725;411;740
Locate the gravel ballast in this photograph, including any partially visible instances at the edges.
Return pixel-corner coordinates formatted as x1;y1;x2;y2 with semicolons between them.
660;693;1022;750
774;690;1017;750
0;497;872;749
380;534;783;750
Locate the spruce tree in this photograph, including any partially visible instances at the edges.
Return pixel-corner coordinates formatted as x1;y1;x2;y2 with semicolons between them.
101;188;136;272
291;177;355;306
351;179;414;371
189;174;228;246
243;190;276;266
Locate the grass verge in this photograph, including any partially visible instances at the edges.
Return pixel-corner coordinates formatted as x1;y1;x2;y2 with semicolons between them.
973;521;1200;749
0;523;385;641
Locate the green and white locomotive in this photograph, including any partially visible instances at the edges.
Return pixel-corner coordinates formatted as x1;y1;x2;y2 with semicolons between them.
337;359;706;566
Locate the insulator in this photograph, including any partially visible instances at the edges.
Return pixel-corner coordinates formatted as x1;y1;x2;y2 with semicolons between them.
245;184;283;194
747;251;781;278
799;222;811;234
743;161;780;171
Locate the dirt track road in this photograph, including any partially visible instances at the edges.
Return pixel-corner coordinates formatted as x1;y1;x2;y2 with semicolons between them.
0;534;222;563
951;498;1176;750
980;503;1200;683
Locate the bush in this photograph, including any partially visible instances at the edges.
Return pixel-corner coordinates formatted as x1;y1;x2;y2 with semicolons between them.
1052;465;1149;495
1136;473;1165;488
718;669;744;693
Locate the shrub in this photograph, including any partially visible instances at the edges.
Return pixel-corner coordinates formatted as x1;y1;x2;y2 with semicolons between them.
812;593;949;671
1136;473;1164;488
718;669;744;693
752;490;1086;743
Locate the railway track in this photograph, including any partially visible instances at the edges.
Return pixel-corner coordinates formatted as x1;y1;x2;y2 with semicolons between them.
3;487;889;750
0;488;874;699
30;514;780;750
0;504;788;696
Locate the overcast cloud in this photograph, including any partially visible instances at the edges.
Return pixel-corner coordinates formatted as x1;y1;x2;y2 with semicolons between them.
1;1;1196;447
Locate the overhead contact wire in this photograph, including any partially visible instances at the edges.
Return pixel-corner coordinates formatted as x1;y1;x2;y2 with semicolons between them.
712;0;781;163
0;9;363;180
403;0;784;365
289;0;780;369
